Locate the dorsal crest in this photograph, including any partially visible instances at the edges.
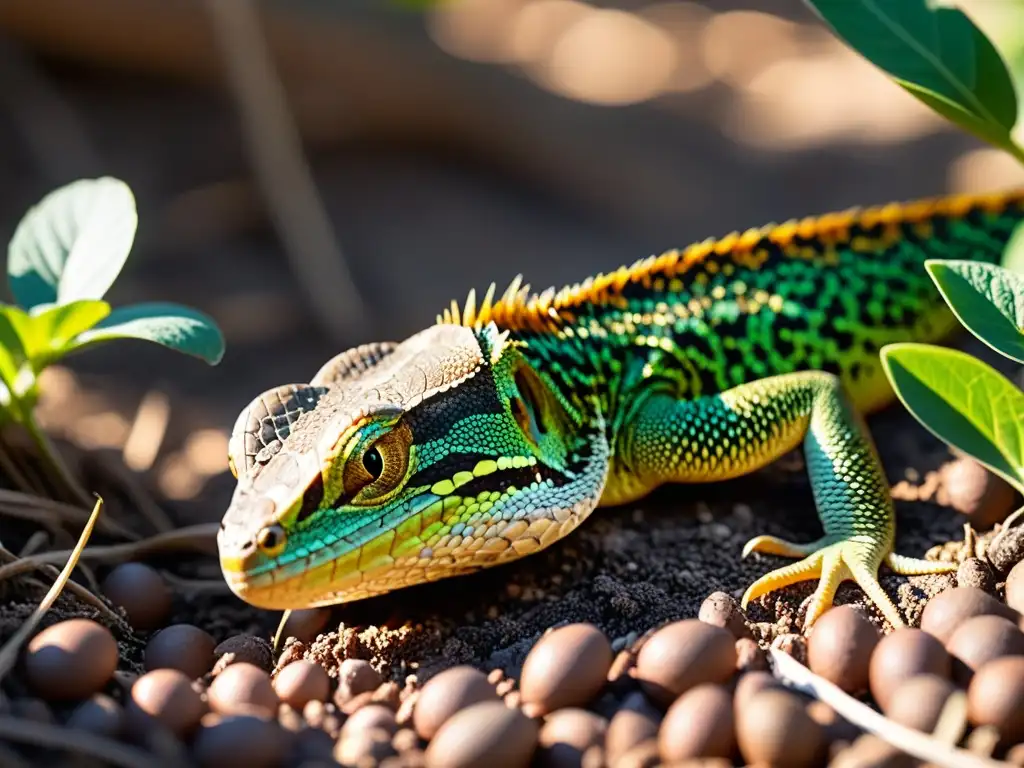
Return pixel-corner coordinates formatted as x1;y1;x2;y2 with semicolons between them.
436;188;1024;334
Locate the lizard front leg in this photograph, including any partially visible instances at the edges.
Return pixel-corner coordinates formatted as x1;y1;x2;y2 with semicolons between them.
619;370;955;630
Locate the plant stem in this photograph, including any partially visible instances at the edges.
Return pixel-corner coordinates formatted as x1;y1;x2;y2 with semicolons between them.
21;412;92;507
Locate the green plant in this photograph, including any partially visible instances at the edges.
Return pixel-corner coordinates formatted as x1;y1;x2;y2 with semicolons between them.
803;0;1024;499
0;177;225;503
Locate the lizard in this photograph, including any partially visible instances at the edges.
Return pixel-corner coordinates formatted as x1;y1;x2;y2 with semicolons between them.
217;188;1024;631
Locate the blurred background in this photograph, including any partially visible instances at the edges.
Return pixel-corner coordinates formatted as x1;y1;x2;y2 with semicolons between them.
0;0;1023;528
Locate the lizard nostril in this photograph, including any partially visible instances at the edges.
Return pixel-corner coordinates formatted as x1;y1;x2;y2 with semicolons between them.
256;524;287;557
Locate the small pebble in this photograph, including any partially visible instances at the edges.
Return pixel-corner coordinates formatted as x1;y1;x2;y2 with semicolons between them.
605;692;661;764
919;587;1018;643
392;728;421;752
537;708;607;767
1007;560;1024;614
829;733;917;768
341;703;398;739
941;456;1017;528
885;674;963;734
805;700;859;745
213;634;273;673
425;700;539;768
280;608;332;643
273;660;330;710
967;656;1024;745
957;557;997;594
520;623;612;715
335;728;397;765
207;662;279;717
129;668;207;736
634;619;736;705
989;524;1024;576
734;638;768;673
613;740;660;768
1007;744;1024;767
412;665;497;740
698;592;752;639
659;684;735;762
807;605;878;695
66;693;125;738
144;623;216;678
101;562;173;631
193;713;288;768
24;619;118;701
869;628;951;711
735;689;825;767
335;658;382;703
733;670;785;710
945;614;1024;680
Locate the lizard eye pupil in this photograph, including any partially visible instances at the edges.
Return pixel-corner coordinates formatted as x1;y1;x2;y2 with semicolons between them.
363;446;383;479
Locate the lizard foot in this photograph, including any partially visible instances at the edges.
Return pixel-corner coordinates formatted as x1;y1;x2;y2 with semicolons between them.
739;535;956;630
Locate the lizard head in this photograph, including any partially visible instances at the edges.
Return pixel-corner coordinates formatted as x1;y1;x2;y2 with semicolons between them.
218;322;607;611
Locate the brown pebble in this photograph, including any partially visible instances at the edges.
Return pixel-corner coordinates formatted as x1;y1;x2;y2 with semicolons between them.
1006;743;1024;766
1007;560;1024;614
144;623;216;678
946;614;1024;680
373;681;402;709
412;665;497;740
967;655;1024;745
612;740;660;768
213;634;273;674
335;727;397;765
942;456;1017;528
537;708;607;767
193;713;288;768
734;638;768;673
659;684;735;762
24;619;119;701
208;662;279;717
735;689;825;767
129;668;207;736
829;733;916;768
273;660;330;710
733;670;784;711
805;700;859;745
807;605;878;695
520;623;613;715
957;557;997;594
605;691;661;763
335;657;382;703
426;700;538;768
393;727;421;752
635;619;736;705
868;628;951;711
770;633;808;664
101;562;172;631
698;592;752;639
340;689;375;715
66;693;125;738
885;674;963;734
342;703;398;738
919;587;1019;643
280;608;332;643
990;525;1024;576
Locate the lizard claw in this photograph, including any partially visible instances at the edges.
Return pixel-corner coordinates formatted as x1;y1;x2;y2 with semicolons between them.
740;535;956;631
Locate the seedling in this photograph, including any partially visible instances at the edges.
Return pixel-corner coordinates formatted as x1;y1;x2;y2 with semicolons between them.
1;177;225;504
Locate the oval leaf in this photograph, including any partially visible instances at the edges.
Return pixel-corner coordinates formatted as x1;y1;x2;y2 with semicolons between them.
881;342;1024;492
7;177;138;310
925;260;1024;363
1003;220;1024;276
29;300;112;363
69;302;225;364
804;0;1020;153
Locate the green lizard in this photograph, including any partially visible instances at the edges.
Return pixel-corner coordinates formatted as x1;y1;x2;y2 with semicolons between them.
218;188;1024;630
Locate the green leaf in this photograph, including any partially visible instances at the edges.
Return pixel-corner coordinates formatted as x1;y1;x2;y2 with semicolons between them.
925;259;1024;363
1003;220;1024;275
68;302;225;365
7;177;138;310
804;0;1021;156
881;343;1024;492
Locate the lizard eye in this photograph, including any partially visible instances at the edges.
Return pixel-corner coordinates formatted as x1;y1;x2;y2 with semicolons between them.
342;421;413;505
